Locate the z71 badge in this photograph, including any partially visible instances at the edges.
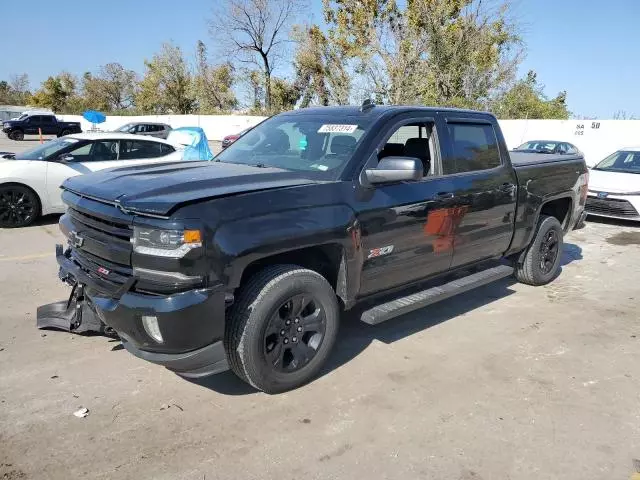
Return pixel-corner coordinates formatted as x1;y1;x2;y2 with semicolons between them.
368;245;394;259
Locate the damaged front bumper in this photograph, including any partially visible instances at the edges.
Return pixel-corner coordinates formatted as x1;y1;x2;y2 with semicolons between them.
37;245;230;378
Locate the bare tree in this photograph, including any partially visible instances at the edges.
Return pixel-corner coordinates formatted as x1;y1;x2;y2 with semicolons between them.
209;0;304;111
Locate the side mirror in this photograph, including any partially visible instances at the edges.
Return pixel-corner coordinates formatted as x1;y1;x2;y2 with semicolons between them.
364;156;423;185
58;154;74;163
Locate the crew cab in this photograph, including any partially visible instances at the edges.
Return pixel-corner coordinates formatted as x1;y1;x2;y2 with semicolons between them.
2;113;82;141
38;104;589;393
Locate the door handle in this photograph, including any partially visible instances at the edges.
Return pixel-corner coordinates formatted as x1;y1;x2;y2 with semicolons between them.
432;192;454;200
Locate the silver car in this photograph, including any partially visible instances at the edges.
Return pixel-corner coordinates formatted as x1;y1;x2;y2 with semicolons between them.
115;122;172;139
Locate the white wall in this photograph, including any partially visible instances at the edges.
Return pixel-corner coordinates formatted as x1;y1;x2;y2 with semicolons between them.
58;114;640;167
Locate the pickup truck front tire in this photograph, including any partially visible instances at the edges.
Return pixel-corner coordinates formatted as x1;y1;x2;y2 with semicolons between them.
515;215;564;286
9;130;24;141
225;265;340;393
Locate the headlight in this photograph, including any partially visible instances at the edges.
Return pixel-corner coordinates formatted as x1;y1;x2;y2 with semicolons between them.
132;227;202;258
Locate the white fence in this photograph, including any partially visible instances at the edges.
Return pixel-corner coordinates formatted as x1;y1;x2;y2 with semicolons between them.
58;114;640;167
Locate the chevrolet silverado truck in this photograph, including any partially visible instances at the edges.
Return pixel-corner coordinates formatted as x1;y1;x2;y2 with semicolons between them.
2;113;82;141
37;104;589;393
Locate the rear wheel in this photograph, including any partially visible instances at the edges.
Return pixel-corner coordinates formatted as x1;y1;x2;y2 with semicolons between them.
515;215;563;286
225;265;340;393
60;129;71;137
10;130;24;141
0;184;40;228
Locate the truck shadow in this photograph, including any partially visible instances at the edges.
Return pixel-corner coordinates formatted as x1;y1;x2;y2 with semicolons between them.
188;277;517;396
561;242;582;266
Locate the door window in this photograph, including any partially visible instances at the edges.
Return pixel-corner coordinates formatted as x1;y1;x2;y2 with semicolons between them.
67;141;118;162
378;122;434;177
444;123;501;174
41;116;55;124
120;140;168;159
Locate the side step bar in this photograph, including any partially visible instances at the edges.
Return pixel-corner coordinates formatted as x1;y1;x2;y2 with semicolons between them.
360;264;514;325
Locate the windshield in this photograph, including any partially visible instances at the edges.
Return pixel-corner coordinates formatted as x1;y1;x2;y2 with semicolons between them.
215;114;371;178
593;151;640;174
18;137;80;160
115;123;134;132
515;141;558;152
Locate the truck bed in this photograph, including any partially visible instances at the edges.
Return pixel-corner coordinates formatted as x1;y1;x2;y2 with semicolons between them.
509;151;584;166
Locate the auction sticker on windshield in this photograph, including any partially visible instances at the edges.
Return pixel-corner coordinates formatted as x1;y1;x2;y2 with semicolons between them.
318;124;358;133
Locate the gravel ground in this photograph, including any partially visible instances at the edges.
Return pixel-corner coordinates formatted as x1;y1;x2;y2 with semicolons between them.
0;216;639;479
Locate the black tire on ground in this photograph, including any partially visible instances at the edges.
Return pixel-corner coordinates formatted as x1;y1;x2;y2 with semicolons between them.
515;215;564;286
10;130;24;141
0;184;41;228
225;265;340;394
60;129;71;137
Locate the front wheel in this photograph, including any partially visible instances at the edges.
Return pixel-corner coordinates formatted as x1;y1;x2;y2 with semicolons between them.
0;184;40;228
10;130;24;141
515;215;564;286
225;265;340;393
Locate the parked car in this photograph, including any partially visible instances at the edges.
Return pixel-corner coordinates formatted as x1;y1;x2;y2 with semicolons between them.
2;113;82;141
39;104;588;393
0;133;180;227
513;140;580;155
115;122;172;139
585;148;640;221
221;127;251;149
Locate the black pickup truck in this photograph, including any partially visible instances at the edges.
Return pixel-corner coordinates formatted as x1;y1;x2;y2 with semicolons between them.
37;104;589;393
2;113;82;140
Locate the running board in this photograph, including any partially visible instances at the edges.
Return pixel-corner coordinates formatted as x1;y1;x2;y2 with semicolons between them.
360;264;514;325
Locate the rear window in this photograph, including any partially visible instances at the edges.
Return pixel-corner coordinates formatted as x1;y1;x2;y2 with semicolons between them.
445;123;501;174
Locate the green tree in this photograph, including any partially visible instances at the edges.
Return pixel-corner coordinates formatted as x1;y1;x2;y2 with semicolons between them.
30;72;80;112
322;0;522;107
270;77;300;111
0;74;31;105
194;41;237;113
493;70;570;119
292;24;350;107
137;43;195;114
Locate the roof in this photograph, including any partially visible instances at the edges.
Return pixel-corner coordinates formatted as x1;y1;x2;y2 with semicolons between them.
117;121;170;126
618;147;640;151
280;105;495;119
66;132;173;144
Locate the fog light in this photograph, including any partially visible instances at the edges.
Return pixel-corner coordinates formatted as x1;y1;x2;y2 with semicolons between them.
142;315;163;343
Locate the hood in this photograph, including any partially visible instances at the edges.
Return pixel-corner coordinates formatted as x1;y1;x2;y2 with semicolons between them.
589;168;640;193
62;161;323;215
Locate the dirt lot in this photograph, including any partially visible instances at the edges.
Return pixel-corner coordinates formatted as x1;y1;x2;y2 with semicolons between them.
0;214;639;479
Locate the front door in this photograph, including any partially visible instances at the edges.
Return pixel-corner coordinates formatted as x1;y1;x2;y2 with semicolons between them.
23;116;40;135
355;115;465;297
438;116;518;268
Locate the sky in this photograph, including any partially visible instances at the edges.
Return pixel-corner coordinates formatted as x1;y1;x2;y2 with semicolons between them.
0;0;638;119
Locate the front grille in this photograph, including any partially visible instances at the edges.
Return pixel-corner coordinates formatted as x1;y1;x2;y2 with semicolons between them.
62;207;134;289
586;196;639;218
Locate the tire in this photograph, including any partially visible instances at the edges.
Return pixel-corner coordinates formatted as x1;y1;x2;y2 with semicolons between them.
60;129;71;137
10;130;24;141
225;265;340;393
515;215;563;286
0;184;41;228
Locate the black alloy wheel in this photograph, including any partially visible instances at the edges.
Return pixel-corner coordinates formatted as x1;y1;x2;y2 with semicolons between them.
263;294;326;372
539;229;559;274
0;185;39;228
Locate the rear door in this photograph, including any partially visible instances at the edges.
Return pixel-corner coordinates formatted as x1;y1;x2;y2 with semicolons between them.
40;116;57;135
438;115;517;268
